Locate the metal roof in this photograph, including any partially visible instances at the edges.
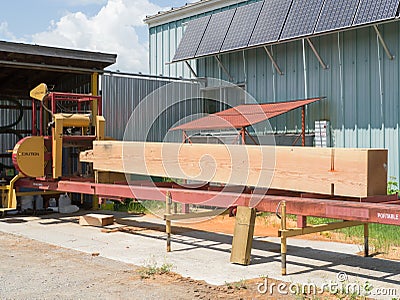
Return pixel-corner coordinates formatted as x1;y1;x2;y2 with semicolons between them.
0;40;117;98
144;0;249;27
171;97;324;131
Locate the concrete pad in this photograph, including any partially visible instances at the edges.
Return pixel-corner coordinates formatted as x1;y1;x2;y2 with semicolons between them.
0;211;399;300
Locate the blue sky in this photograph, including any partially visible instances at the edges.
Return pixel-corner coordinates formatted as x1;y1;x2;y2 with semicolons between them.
0;0;193;72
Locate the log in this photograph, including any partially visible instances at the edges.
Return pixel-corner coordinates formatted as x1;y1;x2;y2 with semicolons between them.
81;141;387;198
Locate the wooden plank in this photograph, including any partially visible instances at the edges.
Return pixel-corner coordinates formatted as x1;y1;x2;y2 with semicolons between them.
230;206;256;265
79;214;114;226
82;141;387;198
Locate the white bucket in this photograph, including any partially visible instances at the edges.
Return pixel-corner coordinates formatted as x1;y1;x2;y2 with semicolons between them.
20;196;34;211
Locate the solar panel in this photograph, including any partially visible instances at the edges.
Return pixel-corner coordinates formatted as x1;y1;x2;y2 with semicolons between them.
196;9;236;57
315;0;360;33
221;1;263;52
280;0;324;41
353;0;400;26
248;0;292;47
172;15;211;62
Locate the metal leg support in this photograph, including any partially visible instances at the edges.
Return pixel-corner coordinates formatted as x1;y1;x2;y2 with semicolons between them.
166;191;172;252
364;223;369;257
281;201;287;275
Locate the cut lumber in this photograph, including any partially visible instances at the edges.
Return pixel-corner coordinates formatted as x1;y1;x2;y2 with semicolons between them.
81;141;387;198
79;214;114;226
230;206;256;265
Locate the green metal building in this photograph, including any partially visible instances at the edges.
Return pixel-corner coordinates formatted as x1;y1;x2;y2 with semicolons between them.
145;0;400;184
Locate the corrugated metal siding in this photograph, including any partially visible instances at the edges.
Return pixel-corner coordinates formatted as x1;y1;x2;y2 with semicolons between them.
195;21;400;181
150;2;400;182
101;73;203;142
149;0;263;78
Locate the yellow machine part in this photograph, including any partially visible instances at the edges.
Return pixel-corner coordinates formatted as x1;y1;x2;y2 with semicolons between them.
13;136;45;178
30;83;48;101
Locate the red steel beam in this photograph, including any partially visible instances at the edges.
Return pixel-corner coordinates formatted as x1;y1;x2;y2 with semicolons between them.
16;179;400;226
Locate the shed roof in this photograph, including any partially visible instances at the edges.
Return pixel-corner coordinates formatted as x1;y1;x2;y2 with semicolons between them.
171;97;324;131
0;40;116;98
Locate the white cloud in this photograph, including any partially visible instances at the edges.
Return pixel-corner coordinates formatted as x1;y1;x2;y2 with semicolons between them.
0;21;16;40
32;0;162;72
62;0;108;5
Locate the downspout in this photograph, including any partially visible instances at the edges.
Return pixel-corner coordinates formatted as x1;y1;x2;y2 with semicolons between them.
377;33;385;147
337;32;345;147
302;39;308;142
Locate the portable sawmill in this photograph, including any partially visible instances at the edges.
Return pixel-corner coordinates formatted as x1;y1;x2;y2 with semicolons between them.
1;83;104;211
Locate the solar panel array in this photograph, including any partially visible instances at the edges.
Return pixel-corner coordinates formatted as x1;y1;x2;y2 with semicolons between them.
197;9;236;57
173;15;210;61
172;0;400;62
248;0;292;47
280;0;325;40
221;1;263;52
354;0;400;26
315;0;360;33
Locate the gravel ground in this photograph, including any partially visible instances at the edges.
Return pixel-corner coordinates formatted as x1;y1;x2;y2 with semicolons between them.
0;231;284;300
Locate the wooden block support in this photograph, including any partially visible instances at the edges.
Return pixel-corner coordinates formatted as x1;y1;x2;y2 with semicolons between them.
230;206;256;265
80;141;388;198
79;214;114;227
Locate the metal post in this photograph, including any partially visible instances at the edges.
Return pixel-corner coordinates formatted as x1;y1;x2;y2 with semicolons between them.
166;191;172;252
301;106;306;146
32;99;37;136
364;223;369;257
281;201;287;275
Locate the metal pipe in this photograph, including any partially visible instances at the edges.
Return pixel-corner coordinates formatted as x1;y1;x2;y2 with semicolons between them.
373;25;394;60
281;201;287;275
364;224;369;257
263;46;283;75
302;106;306;146
32;99;37;136
302;40;308;143
302;39;308;99
166;191;172;252
337;32;345;146
215;55;234;82
184;61;198;78
306;38;328;69
377;32;385;147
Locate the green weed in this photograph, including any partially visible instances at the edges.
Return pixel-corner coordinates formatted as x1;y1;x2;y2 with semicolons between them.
137;261;174;279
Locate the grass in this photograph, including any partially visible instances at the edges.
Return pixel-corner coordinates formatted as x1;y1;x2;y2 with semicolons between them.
225;279;247;290
137;260;174;279
302;216;400;254
258;211;400;255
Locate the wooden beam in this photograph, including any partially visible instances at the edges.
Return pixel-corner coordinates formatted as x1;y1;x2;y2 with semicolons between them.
230;206;256;265
81;141;387;198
